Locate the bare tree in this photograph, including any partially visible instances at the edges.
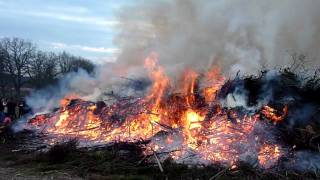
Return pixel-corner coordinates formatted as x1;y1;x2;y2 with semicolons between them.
69;57;95;73
29;51;94;88
27;51;58;88
57;51;95;75
0;49;8;96
0;37;35;97
57;51;73;74
0;37;96;95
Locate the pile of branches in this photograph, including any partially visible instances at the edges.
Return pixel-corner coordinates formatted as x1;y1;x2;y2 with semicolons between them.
21;65;320;178
218;67;320;152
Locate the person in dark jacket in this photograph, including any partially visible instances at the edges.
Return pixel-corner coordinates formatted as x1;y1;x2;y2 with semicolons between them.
18;100;27;117
3;99;8;116
0;111;4;124
6;98;16;119
0;98;4;112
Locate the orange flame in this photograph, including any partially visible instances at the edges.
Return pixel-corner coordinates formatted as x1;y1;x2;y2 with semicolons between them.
180;69;199;107
203;66;225;103
28;53;285;168
261;105;288;122
144;52;170;109
258;144;282;168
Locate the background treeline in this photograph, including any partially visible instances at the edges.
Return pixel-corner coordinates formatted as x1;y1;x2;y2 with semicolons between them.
0;37;95;98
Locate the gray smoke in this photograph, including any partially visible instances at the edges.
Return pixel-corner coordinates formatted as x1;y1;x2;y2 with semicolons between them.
115;0;320;77
25;1;320;113
25;65;150;114
286;151;320;172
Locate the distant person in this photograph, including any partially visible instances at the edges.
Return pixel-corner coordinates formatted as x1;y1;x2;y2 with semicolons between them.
0;98;3;112
0;108;4;124
6;99;16;119
2;116;11;126
15;104;20;118
0;99;4;124
3;99;8;116
19;100;26;116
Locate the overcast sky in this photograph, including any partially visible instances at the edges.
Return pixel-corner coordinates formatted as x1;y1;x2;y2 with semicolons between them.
0;0;132;63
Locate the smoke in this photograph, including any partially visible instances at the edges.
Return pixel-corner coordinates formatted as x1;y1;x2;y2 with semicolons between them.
219;79;250;109
286;151;320;172
25;66;150;113
115;0;320;77
26;1;320;114
26;69;98;113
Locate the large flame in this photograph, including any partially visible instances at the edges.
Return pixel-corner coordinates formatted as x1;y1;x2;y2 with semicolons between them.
28;53;287;168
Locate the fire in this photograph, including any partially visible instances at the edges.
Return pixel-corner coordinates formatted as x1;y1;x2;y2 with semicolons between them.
203;66;225;103
60;93;79;107
144;52;169;109
261;105;288;122
258;144;282;168
184;110;204;129
181;69;199;107
28;53;286;168
55;110;69;128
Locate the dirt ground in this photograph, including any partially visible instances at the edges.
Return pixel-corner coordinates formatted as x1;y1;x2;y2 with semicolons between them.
0;132;82;180
0;134;150;180
0;151;83;180
0;166;81;180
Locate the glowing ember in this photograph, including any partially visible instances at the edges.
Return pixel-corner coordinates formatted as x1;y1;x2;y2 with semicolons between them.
27;53;286;168
258;144;282;168
261;105;288;123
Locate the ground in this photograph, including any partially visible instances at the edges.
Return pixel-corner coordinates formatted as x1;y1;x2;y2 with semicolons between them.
0;138;81;180
0;130;319;180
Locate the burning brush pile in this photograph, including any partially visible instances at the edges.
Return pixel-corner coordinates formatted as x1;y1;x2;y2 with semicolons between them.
24;53;320;172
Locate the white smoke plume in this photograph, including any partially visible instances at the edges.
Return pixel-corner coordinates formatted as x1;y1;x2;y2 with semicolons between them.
26;0;320;113
115;0;320;77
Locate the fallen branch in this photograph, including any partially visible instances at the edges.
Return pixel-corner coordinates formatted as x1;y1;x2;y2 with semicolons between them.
209;167;229;180
66;126;100;134
152;148;164;173
151;121;177;133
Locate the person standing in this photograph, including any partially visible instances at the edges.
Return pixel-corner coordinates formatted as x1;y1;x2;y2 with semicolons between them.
0;99;4;123
3;99;8;116
6;98;16;119
15;104;20;119
0;98;4;112
18;100;26;117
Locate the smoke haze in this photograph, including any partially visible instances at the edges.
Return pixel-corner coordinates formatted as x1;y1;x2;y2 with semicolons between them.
115;0;320;76
26;0;320;112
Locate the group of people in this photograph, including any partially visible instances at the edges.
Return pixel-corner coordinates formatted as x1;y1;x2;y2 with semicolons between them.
0;98;27;126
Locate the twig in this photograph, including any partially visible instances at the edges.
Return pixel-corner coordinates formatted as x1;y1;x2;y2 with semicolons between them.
152;148;164;173
151;121;177;133
120;76;144;84
209;167;229;180
66;126;100;134
137;155;148;165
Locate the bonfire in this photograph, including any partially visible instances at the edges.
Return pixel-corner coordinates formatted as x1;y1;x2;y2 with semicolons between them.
25;52;304;171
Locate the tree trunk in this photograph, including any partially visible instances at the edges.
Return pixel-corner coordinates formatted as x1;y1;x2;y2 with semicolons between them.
0;84;5;97
15;85;21;99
